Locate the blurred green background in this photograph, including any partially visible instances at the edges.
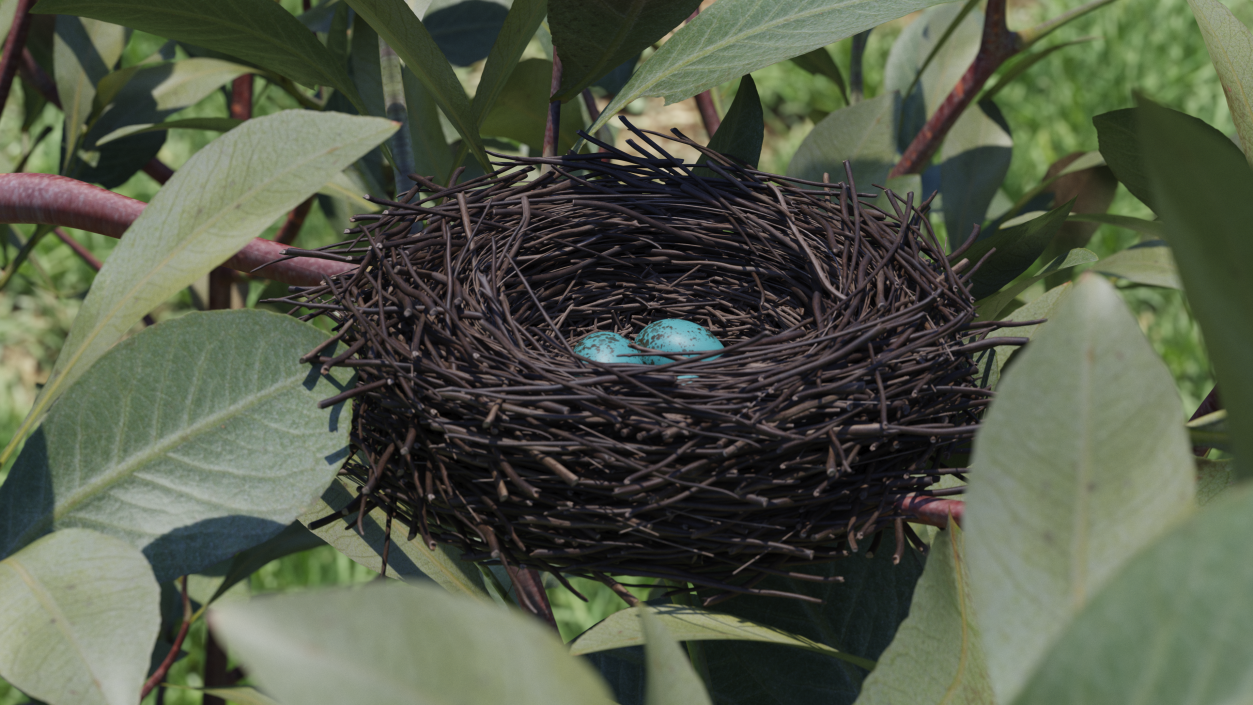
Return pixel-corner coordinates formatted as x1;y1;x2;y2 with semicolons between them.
0;0;1231;700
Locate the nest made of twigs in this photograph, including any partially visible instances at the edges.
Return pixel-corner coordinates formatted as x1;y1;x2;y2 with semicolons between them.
282;122;1000;604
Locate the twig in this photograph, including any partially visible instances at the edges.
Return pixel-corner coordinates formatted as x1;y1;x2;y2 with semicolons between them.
895;494;964;527
142;158;173;185
694;91;720;136
0;173;351;286
0;0;35;116
275;195;316;246
890;0;1021;177
140;576;191;700
543;48;563;160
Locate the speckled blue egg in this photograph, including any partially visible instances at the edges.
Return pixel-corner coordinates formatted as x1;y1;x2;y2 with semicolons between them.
572;331;639;364
635;319;724;366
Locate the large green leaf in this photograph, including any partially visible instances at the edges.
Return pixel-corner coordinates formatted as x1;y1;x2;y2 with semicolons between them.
1139;99;1253;480
570;603;874;669
786;91;898;190
300;477;489;600
940;101;1013;246
640;609;713;705
883;3;982;149
548;0;701;102
701;74;763;168
480;58;583;155
591;0;951;134
703;525;925;705
974;248;1096;322
1011;485;1253;705
974;281;1073;390
402;66;454;183
0;529;160;705
959;200;1074;300
790;46;848;103
424;0;507;66
1093;108;1157;211
0;310;352;581
470;0;546;125
1091;242;1181;289
1189;0;1253;167
210;581;615;705
52;15;127;173
1;110;396;465
33;0;366;113
1065;212;1165;238
206;522;326;605
854;524;993;705
343;0;490;171
965;274;1197;704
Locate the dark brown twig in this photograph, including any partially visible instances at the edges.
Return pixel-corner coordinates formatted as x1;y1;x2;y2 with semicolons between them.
543;49;562;159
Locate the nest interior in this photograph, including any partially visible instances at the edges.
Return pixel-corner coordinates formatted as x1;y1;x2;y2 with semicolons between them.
285;124;996;603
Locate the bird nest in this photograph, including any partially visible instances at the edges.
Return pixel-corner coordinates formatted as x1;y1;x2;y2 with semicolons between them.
282;123;1000;603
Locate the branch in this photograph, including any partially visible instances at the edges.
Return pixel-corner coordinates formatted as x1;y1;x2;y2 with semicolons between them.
543;48;562;160
694;91;720;136
0;0;35;116
140;576;191;700
0;173;351;287
896;494;964;528
890;0;1021;177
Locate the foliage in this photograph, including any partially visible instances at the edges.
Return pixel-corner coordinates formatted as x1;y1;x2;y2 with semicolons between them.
0;0;1245;703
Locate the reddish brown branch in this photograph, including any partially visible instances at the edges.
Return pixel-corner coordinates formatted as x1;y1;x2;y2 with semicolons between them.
142;158;173;185
52;227;102;270
897;494;964;528
890;0;1022;177
543;49;562;159
0;0;35;116
140;576;191;700
276;195;315;246
0;173;351;287
694;91;720;137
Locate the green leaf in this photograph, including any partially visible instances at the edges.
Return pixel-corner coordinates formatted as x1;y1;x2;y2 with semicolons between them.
570;603;875;670
1139;98;1253;480
790;46;848;104
1065;212;1165;238
402;66;453;183
940;100;1013;246
207;522;325;605
0;529;160;705
78;58;256;188
965;274;1197;704
1094;108;1157;211
166;687;280;705
1188;410;1230;453
96;116;244;146
343;0;490;171
884;3;982;149
300;477;489;600
1091;242;1181;289
52;15;127;173
470;0;546;125
1010;484;1253;705
591;0;951;134
210;581;615;705
480;58;583;155
639;609;713;705
425;0;508;66
701;74;763;168
1;110;396;465
974;281;1073;390
351;14;385;118
1196;457;1235;506
854;524;994;705
33;0;366;113
0;310;353;581
959;200;1074;300
548;0;701;103
974;247;1096;321
1188;0;1253;167
703;525;924;705
785;91;898;190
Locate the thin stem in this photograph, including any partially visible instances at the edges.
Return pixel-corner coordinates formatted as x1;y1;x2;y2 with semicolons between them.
140;576;191;700
0;0;35;116
890;0;1021;177
895;494;965;527
52;227;102;270
694;91;720;137
850;30;871;103
543;48;563;160
275;195;315;246
1018;0;1118;46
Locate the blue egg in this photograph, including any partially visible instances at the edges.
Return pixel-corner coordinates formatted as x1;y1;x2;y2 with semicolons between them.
635;319;724;366
572;331;639;364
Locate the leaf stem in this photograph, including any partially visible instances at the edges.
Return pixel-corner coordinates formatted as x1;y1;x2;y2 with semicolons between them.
141;576;192;701
543;48;563;161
